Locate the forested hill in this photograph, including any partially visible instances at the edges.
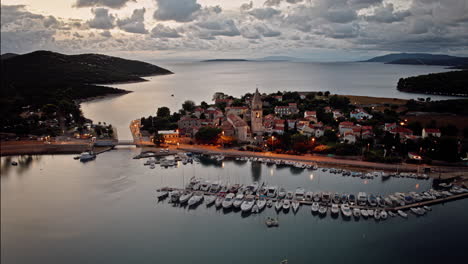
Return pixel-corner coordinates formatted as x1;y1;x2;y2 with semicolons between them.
1;51;173;132
397;70;468;97
364;53;468;68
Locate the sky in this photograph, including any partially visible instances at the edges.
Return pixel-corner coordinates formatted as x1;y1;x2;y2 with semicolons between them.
1;0;468;61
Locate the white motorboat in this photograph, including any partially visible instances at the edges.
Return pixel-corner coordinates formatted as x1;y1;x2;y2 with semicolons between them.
278;187;287;199
265;217;279;227
283;199;291;211
397;210;408;218
241;195;255;212
286;191;294;200
215;195;224;208
291;200;300;213
332;193;341;204
256;196;267;211
331;204;340;215
360;209;368;218
233;194;244;208
423;206;432;211
321;192;331;204
205;195;216;206
380;210;388;220
318;205;328;216
155;188;169;199
353;208;361;218
311;202;320;213
200;181;211;192
252;205;259;214
179;191;193;204
357;192;368;206
275;200;283;212
374;210;381;220
294;188;306;201
341;204;352;217
267;186;278;198
169;190;181;203
79;151;96;162
267;199;273;208
368;194;377;207
388;211;396;217
313;192;321;202
222;193;235;209
210;182;221;193
367;209;374;217
305;191;313;201
188;191;204;207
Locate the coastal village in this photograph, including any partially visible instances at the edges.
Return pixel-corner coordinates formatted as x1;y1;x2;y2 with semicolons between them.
136;89;466;168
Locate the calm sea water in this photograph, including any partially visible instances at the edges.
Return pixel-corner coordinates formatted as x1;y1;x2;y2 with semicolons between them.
2;151;468;264
81;61;455;139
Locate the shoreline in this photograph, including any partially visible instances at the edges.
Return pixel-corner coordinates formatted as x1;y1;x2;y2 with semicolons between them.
171;144;468;179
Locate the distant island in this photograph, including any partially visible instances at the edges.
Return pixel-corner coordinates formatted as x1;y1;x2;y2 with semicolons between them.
1;50;172;136
397;70;468;97
364;53;468;68
202;59;250;62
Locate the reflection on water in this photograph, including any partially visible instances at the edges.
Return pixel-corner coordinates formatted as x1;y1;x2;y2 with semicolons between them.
250;162;262;182
2;151;468;264
1;155;41;176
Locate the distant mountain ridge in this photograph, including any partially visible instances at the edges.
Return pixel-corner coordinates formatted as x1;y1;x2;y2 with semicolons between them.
364;53;468;68
1;53;18;60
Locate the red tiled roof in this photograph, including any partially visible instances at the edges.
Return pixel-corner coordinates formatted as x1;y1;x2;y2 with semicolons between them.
390;127;413;134
339;121;354;127
424;128;440;133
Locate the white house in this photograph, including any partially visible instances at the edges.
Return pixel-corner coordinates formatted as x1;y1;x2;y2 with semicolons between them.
422;128;441;138
350;108;373;120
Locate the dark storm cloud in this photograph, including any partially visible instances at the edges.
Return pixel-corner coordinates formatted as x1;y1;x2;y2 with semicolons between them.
74;0;135;9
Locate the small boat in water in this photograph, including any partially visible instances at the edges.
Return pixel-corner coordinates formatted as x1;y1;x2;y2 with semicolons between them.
332;193;341;204
398;210;408;218
215;195;224;208
331;204;340;215
278;187;287;199
313;192;321;202
156;188;169;199
283;199;291;212
222;193;235;209
294;188;305;201
188;191;204;207
305;191;314;201
361;209;368;218
311;202;320;213
252;204;259;214
423;206;432;211
341;204;352;217
367;209;374;217
380;210;388;220
353;208;361;218
256;196;267;211
240;195;255;212
267;199;273;208
79;151;96;162
318;205;328;216
291;200;300;213
265;217;279;227
205;195;216;206
179;191;193;204
275;200;283;212
374;210;381;220
388;211;396;217
286;191;294;200
348;194;356;205
233;194;244;208
169;190;181;203
267;186;278;198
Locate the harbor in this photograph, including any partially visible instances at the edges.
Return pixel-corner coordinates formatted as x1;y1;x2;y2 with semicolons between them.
2;149;468;264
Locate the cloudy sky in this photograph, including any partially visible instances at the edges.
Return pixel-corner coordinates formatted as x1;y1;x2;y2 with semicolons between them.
1;0;467;61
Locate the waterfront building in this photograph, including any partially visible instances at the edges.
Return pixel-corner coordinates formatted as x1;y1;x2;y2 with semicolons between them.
422;128;441;138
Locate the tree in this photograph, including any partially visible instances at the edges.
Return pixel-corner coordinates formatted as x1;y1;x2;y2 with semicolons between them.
195;127;222;143
42;104;58;117
182;100;196;112
324;91;330;97
157;107;170;118
317;91;323;96
200;113;206;119
200;101;209;109
441;125;458;137
323;130;338;143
